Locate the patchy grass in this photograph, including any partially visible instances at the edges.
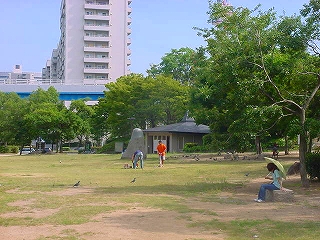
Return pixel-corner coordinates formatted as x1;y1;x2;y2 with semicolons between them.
0;153;319;239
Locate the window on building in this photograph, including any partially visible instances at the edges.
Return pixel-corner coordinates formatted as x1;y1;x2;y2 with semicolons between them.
85;42;94;47
97;1;108;5
97;64;108;69
85;21;94;26
96;74;108;79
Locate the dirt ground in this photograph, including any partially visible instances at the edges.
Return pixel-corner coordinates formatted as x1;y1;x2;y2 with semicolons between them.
1;153;320;240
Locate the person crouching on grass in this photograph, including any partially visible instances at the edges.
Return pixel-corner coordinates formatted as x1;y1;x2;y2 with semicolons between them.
132;150;144;169
255;162;283;203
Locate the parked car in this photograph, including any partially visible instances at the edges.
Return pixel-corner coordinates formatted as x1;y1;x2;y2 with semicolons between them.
42;147;52;154
20;147;35;155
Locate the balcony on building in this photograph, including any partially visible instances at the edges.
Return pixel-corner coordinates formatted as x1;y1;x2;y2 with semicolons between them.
127;17;132;25
84;35;110;42
84;15;110;21
84;68;109;74
83;79;111;85
84;0;110;10
84;46;109;52
84;25;110;31
127;7;132;15
84;57;109;63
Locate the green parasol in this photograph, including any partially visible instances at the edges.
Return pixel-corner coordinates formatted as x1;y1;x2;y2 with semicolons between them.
265;157;286;179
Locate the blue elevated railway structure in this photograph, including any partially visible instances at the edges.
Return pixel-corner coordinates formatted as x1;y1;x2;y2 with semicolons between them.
0;84;106;102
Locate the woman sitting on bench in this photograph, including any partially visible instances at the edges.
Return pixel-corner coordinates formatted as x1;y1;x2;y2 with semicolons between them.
255;162;283;203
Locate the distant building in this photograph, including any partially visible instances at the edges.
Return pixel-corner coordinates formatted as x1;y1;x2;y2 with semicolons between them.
1;0;132;103
43;0;132;85
0;65;42;85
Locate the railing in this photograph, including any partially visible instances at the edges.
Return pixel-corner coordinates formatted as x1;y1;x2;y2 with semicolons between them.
0;78;112;86
85;1;109;5
0;79;64;85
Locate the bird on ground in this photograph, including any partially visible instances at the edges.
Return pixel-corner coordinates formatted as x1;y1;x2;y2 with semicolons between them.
130;178;136;183
73;181;80;187
59;160;62;163
245;173;250;177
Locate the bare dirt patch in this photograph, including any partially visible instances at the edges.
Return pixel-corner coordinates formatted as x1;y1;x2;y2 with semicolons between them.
1;198;60;219
0;208;224;240
47;186;95;196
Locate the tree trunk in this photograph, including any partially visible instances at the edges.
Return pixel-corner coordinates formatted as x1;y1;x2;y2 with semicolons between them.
299;110;310;188
308;135;312;153
59;140;63;153
284;135;289;155
56;140;59;153
255;135;262;155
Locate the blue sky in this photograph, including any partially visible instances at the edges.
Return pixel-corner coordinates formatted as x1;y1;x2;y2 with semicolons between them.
0;0;309;75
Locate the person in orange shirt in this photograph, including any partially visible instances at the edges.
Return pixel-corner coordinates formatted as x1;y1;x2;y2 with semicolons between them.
157;140;167;167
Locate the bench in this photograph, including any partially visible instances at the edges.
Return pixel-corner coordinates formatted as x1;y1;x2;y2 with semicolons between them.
266;188;294;202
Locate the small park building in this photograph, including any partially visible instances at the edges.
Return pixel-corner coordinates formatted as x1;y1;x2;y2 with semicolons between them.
143;113;210;154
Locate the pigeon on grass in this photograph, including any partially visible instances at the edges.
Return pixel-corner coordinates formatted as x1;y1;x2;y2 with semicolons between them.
130;178;136;183
73;181;80;187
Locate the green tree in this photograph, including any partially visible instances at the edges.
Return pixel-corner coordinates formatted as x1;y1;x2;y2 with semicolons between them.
69;99;94;146
192;1;320;187
95;73;189;140
147;47;207;86
28;86;61;107
25;87;81;152
0;92;29;146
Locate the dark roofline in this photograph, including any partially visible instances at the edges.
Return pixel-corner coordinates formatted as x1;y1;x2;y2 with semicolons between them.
143;115;210;134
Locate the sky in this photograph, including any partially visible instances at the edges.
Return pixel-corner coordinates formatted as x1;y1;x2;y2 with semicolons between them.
0;0;310;75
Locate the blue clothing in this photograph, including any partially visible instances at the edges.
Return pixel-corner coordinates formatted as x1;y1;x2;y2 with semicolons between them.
133;150;143;169
272;170;281;189
133;150;142;155
258;183;279;201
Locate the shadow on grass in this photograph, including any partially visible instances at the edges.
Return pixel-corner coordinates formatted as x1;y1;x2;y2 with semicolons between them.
95;181;243;197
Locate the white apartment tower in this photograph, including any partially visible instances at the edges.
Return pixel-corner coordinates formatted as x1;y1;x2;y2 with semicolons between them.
55;0;132;85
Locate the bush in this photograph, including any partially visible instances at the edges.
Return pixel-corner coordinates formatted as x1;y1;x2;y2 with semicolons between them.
0;146;9;153
0;145;18;153
97;142;115;154
10;146;19;153
305;152;320;181
62;147;70;151
183;143;208;153
92;146;102;153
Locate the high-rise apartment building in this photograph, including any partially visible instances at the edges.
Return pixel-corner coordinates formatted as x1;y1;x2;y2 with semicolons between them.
1;0;132;103
44;0;132;85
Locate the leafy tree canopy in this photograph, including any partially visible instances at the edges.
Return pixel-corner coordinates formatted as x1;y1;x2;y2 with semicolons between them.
95;74;190;139
190;1;320;187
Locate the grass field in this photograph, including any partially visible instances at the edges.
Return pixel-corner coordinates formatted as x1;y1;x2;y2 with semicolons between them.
0;152;320;240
